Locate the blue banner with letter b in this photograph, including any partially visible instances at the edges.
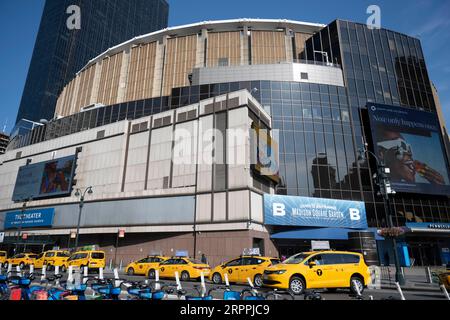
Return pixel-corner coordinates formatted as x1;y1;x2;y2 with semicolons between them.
264;195;367;229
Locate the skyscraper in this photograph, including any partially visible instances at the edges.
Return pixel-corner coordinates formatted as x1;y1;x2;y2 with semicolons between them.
16;0;169;124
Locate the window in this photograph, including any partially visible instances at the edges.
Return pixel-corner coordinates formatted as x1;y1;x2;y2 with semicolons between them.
243;258;263;265
45;252;55;257
341;254;360;264
57;252;69;257
322;254;343;265
305;254;323;265
225;259;242;267
91;252;104;259
218;58;229;67
270;259;281;265
176;259;188;265
160;259;174;265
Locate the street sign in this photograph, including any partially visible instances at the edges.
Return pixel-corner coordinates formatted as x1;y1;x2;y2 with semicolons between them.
0;232;4;243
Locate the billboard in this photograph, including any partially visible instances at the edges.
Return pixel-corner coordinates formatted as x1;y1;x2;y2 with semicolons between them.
367;103;450;196
251;124;280;184
264;194;368;229
12;155;77;202
4;208;55;229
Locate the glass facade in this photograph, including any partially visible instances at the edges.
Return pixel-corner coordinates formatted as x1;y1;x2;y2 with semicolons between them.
304;20;450;226
16;0;169;124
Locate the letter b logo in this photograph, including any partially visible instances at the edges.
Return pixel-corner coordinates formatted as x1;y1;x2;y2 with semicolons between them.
273;203;286;217
349;208;361;221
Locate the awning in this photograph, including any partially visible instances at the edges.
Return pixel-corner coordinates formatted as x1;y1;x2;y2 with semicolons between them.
270;227;384;241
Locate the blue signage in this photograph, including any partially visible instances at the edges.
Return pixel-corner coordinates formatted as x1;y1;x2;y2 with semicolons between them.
264;195;367;229
405;222;450;231
4;208;55;230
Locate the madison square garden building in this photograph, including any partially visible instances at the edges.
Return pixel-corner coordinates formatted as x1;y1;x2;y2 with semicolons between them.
1;19;450;267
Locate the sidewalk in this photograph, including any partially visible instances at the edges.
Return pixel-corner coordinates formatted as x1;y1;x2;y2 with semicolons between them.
379;266;446;292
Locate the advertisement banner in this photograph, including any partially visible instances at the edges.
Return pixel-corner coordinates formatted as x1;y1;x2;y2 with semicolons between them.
12;155;76;202
4;208;55;229
264;194;367;229
367;103;450;196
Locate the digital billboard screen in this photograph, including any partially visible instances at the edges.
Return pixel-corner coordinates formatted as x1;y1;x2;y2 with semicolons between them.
367;103;450;196
12;155;77;202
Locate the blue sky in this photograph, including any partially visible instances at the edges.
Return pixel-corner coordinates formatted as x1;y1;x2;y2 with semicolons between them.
0;0;449;133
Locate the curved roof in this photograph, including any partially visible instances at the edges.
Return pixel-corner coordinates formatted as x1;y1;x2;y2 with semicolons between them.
78;18;325;74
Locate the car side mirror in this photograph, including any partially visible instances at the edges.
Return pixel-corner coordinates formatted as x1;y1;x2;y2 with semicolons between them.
221;264;226;269
308;261;316;268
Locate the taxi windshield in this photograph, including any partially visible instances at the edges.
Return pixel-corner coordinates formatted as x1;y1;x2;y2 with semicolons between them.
283;253;309;264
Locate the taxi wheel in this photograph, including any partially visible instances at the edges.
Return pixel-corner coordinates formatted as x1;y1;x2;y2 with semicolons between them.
61;265;67;273
147;269;156;279
212;273;222;284
181;271;190;282
3;262;8;270
127;268;135;276
350;276;365;295
254;274;263;287
19;262;25;269
46;264;52;271
289;276;306;295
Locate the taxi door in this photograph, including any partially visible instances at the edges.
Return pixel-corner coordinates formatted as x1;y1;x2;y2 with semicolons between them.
11;254;24;265
159;259;175;278
222;258;242;283
320;254;343;288
34;253;45;269
338;254;362;287
240;257;263;283
136;258;150;275
303;254;335;289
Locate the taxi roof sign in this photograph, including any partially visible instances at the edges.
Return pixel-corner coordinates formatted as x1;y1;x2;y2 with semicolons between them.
242;248;261;256
175;250;189;257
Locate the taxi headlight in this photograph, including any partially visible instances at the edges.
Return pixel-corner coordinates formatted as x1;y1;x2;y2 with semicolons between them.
275;270;287;275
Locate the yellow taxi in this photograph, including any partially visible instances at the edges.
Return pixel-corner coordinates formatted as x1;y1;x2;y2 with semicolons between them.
125;256;168;278
158;257;211;281
34;250;71;271
0;251;7;265
210;256;280;287
5;253;38;269
67;251;106;269
263;251;371;295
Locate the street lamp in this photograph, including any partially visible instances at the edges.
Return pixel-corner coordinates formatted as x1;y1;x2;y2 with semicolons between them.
73;187;93;250
358;146;406;285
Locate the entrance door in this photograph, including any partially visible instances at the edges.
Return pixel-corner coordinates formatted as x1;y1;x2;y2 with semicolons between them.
409;243;441;266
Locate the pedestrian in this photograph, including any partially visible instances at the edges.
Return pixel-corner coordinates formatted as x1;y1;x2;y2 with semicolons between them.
201;253;208;264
